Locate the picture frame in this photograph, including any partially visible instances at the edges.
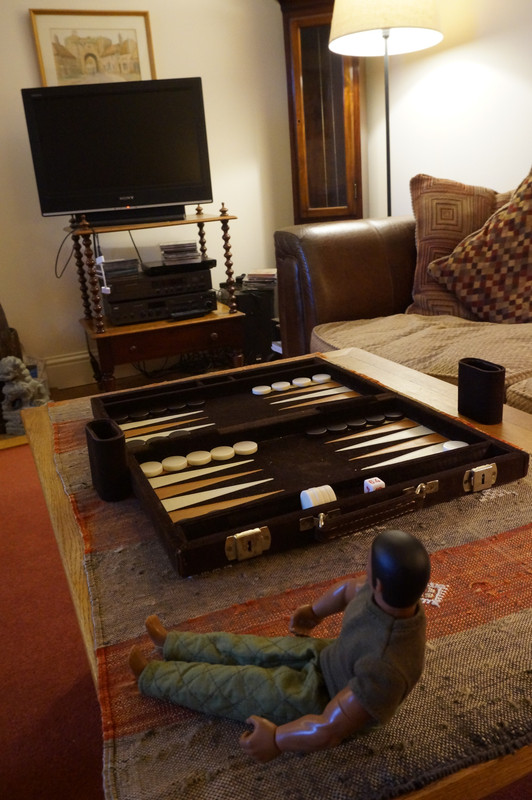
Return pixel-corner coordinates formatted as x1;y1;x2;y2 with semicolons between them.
29;9;157;86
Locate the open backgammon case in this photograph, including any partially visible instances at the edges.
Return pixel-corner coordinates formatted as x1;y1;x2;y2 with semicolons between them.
91;357;529;576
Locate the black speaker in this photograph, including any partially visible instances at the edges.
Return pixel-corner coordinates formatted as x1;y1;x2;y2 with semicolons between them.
220;281;277;363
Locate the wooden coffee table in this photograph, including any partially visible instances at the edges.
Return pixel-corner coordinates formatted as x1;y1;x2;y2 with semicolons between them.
22;348;532;799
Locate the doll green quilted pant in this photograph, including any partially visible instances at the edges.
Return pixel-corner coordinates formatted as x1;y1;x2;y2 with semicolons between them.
138;630;333;725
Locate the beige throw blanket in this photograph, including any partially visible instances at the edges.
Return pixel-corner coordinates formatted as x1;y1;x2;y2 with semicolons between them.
311;314;532;414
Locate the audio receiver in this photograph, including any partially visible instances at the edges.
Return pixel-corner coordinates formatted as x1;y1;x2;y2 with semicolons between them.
103;267;213;302
103;290;217;326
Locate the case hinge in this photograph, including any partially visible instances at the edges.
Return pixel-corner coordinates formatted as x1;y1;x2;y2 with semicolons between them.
225;526;271;562
299;508;342;532
405;480;440;499
463;463;497;492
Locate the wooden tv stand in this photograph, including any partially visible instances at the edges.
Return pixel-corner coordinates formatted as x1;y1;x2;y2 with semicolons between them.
70;204;244;391
81;304;245;392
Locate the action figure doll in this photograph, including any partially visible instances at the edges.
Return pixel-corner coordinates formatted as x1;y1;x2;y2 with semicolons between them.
129;528;431;762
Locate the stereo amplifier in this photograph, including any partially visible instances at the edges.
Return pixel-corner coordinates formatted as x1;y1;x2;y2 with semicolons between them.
103;290;217;326
103;267;213;302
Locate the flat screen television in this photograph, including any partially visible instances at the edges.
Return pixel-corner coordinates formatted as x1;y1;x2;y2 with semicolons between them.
21;77;213;227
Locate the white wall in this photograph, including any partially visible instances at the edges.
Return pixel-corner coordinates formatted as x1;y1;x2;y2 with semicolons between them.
364;0;532;217
0;0;292;387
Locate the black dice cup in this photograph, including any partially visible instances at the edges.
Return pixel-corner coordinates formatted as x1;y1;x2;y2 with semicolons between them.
458;357;505;424
85;418;131;501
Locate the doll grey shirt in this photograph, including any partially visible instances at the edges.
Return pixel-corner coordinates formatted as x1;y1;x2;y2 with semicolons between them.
320;582;427;723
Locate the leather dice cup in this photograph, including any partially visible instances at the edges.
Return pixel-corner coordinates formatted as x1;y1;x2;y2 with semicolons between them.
458;358;506;425
85;418;131;501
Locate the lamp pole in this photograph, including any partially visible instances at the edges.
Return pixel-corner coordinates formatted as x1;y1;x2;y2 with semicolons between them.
383;29;391;217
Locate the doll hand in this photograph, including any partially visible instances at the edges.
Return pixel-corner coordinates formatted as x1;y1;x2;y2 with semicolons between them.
290;603;320;636
239;716;281;762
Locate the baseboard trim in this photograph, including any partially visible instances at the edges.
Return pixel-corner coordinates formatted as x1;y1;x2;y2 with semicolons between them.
45;351;137;390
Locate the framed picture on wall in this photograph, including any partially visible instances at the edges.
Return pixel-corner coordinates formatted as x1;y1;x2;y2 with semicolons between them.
29;9;157;86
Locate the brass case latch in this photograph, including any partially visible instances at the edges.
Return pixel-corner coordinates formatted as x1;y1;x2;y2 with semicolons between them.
463;463;497;492
225;526;271;562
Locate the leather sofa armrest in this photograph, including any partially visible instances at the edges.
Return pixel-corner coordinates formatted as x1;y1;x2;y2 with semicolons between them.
274;216;417;357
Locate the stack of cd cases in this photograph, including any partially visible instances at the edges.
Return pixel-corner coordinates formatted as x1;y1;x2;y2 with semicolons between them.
160;241;201;265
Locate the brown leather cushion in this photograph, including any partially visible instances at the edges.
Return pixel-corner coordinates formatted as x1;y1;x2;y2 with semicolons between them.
407;174;511;317
428;171;532;322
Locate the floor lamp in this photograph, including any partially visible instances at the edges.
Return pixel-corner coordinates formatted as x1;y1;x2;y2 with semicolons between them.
329;0;443;216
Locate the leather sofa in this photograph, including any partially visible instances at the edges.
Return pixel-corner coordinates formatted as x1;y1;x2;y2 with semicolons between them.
274;216;416;359
274;211;532;415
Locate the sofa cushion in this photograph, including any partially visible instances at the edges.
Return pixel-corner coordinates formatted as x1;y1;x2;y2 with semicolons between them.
506;377;532;414
407;174;511;317
427;171;532;323
310;313;532;413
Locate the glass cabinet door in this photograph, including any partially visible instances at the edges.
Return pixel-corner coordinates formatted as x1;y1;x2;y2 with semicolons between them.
283;6;362;223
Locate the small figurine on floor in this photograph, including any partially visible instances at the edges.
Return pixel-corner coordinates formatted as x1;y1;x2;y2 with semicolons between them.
0;355;49;435
129;529;431;762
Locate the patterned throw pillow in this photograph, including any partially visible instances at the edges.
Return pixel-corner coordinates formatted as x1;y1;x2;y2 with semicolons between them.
407;174;511;317
427;171;532;323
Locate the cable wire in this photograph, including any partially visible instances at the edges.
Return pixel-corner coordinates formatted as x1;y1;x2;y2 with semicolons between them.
54;229;77;279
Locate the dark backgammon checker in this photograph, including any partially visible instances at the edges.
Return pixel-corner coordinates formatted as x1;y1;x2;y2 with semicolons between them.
90;356;529;577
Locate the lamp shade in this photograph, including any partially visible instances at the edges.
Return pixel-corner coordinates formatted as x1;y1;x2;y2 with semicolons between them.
329;0;443;56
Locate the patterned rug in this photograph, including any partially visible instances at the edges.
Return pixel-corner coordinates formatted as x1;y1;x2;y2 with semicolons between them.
48;397;532;800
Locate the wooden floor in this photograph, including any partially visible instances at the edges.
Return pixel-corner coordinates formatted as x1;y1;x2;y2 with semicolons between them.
0;434;27;450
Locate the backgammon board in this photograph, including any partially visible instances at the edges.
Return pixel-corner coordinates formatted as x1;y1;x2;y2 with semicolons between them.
90;356;529;576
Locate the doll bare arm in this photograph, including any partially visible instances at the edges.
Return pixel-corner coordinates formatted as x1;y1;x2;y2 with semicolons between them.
290;576;365;635
239;687;371;762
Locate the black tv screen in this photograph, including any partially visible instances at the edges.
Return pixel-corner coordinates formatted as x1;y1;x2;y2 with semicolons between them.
21;77;213;227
